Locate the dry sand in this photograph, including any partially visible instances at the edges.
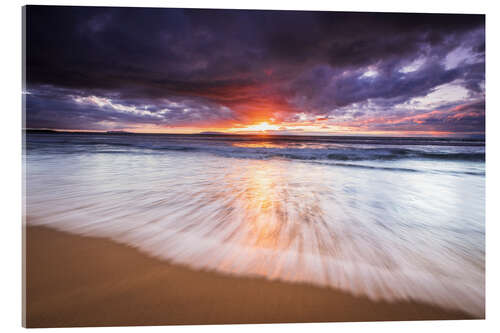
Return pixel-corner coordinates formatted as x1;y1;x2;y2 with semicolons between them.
24;225;476;328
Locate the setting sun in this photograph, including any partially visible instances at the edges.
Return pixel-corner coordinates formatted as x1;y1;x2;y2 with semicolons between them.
232;122;281;133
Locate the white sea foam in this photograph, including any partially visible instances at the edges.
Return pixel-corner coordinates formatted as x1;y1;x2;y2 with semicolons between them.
25;134;485;316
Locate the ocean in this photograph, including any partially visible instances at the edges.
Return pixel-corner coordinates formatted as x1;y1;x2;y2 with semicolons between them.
24;132;485;316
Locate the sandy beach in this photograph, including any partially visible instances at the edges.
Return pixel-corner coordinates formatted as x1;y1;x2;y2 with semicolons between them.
24;225;476;328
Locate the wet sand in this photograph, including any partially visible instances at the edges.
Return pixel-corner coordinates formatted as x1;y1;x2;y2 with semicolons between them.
24;225;477;328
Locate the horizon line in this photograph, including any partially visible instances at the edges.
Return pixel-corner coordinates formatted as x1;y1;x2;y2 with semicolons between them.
23;128;486;139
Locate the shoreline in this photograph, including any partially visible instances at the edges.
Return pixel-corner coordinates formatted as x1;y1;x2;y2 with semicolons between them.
25;225;478;328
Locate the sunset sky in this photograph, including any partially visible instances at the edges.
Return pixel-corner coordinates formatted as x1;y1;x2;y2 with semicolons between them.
25;6;485;136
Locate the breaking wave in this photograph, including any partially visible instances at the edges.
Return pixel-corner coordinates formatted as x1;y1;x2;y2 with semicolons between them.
26;134;485;162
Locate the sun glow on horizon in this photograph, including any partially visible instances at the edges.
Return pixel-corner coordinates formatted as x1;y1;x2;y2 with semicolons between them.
230;121;281;133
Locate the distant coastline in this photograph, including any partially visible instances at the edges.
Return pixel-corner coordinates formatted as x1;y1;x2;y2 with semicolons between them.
23;128;485;141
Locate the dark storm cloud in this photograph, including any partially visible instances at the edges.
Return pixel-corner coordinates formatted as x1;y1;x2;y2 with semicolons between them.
25;86;238;130
367;100;486;133
25;6;485;133
286;59;484;114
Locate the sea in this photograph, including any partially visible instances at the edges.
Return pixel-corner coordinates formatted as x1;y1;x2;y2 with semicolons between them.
24;131;485;316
